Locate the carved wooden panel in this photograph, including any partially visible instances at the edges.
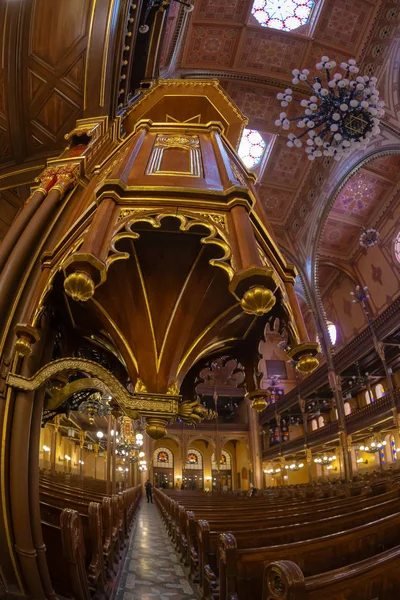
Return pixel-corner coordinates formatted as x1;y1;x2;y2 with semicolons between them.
24;0;91;153
0;186;29;241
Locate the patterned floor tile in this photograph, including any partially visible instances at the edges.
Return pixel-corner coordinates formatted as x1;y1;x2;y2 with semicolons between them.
115;499;198;600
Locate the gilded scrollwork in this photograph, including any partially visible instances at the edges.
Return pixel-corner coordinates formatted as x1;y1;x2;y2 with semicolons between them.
108;209;235;279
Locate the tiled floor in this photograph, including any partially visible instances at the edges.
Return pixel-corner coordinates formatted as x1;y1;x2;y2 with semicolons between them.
115;498;198;600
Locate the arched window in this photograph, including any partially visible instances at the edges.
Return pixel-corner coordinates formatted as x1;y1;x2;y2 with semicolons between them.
318;415;324;428
311;418;318;431
211;450;232;471
251;0;315;31
344;402;352;416
327;322;337;345
375;383;385;399
395;231;400;263
238;129;266;169
186;448;203;469
153;447;173;468
365;390;374;405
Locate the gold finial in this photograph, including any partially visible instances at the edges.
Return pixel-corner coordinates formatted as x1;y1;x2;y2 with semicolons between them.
166;380;180;395
64;271;95;302
240;286;276;316
134;378;147;393
296;354;319;375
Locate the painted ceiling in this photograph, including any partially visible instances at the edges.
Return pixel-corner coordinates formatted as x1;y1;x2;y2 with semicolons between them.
1;0;399;281
161;0;400;267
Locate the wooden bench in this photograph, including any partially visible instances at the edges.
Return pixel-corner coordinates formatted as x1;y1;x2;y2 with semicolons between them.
216;512;400;600
263;548;400;600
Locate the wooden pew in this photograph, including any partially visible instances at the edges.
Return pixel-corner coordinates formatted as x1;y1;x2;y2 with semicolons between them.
40;501;108;597
42;508;91;600
263;549;400;600
217;512;400;600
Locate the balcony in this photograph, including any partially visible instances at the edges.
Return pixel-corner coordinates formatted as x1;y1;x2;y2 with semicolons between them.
262;391;399;460
260;297;400;424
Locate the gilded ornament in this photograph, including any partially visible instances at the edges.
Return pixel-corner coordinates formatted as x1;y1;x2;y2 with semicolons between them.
246;389;270;413
240;286;276;316
134;378;147;393
64;272;95;302
14;337;34;357
145;417;168;440
166;380;180;395
296;354;319;375
251;397;268;412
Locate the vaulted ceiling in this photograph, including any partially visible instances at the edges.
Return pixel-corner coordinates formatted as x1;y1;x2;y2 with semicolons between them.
160;0;400;266
1;0;399;283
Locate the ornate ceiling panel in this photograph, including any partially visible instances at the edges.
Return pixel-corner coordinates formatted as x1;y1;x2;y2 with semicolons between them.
320;156;400;260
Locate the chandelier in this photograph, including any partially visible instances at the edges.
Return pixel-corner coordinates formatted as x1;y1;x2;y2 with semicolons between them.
78;392;112;424
359;227;380;249
350;285;370;304
284;462;304;471
314;454;336;465
275;56;384;161
358;441;387;454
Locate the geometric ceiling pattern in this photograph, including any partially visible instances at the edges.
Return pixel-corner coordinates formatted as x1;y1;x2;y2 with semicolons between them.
320;155;400;260
158;0;398;270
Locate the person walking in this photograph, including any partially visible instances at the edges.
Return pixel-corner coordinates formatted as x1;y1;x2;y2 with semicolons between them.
145;479;153;503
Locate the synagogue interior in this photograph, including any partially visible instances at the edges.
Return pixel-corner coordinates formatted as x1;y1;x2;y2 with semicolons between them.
0;0;400;598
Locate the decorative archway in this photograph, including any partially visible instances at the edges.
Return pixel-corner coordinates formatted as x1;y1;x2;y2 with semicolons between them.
152;447;174;489
211;449;232;491
183;448;204;490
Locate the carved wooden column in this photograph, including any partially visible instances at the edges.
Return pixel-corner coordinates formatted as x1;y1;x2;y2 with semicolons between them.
0;166;78;326
9;357;48;599
111;417;117;494
29;383;57;600
106;415;112;495
329;371;353;481
247;398;262;489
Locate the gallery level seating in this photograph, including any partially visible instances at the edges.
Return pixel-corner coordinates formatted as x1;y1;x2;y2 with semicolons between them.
155;472;400;600
39;470;141;599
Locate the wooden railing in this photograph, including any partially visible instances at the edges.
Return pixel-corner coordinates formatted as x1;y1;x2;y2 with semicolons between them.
262;391;400;460
261;297;400;424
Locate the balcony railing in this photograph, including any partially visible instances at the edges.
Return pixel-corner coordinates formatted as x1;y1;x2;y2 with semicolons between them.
260;297;400;424
262;391;399;460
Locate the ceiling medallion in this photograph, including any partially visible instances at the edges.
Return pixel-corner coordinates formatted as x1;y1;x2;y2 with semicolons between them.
359;227;380;249
275;57;385;161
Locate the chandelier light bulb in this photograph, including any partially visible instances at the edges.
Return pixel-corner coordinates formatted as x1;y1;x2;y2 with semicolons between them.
96;431;104;439
276;56;384;160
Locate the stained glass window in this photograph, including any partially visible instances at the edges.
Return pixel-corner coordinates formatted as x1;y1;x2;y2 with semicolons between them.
238;129;266;169
158;451;169;463
251;0;314;31
395;232;400;263
186;448;203;469
153;446;173;467
211;450;232;471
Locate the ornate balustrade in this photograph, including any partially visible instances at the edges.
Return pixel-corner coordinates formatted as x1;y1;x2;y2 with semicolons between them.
262;391;399;460
261;297;400;424
346;394;394;433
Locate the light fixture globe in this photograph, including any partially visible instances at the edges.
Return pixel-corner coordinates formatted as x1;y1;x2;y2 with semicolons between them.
240;286;276;316
275;57;384;161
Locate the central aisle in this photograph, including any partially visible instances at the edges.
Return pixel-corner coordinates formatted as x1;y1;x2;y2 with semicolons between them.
116;498;198;600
